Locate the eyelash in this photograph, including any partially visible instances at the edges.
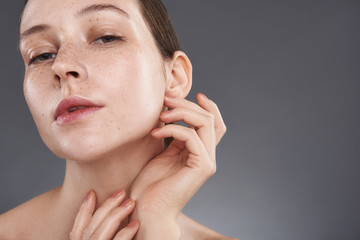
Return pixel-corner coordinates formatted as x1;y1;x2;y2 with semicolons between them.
28;35;124;66
93;35;124;44
29;53;56;65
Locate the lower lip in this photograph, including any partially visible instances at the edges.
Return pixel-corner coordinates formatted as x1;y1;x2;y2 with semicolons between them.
56;107;103;124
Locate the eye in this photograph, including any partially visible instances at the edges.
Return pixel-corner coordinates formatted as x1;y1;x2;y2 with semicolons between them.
94;35;124;44
29;53;56;65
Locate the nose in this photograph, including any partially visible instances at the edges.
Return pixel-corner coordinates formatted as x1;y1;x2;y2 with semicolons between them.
51;46;88;84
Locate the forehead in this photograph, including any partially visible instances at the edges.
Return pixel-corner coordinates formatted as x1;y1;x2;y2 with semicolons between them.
20;0;141;32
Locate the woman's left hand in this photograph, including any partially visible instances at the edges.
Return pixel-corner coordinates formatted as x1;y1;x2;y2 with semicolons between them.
129;93;226;239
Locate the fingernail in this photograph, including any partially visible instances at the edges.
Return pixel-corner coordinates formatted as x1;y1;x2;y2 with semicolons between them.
199;92;208;100
83;191;91;202
160;111;171;116
165;95;176;99
151;128;161;134
165;96;176;101
112;189;124;198
122;199;134;207
128;220;138;228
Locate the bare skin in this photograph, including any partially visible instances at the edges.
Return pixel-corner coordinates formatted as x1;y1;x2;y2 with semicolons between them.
0;0;238;239
0;96;236;240
0;187;235;240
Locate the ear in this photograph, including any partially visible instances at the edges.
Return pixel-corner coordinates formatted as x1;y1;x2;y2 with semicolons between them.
165;51;192;98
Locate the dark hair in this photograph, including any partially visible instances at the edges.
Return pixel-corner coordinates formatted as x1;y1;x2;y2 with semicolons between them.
21;0;180;58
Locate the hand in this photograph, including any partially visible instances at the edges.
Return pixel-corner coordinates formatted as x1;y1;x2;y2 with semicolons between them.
129;93;226;239
70;190;139;240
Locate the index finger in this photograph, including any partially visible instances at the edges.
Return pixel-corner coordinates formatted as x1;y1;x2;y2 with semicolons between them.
69;191;96;240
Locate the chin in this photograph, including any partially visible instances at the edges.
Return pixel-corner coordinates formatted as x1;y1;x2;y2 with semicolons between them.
49;138;109;162
46;127;158;163
38;109;163;162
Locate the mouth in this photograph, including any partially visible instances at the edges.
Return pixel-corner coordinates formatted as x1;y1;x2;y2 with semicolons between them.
55;97;103;123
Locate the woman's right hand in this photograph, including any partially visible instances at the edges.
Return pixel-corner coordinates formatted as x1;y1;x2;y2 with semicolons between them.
70;190;139;240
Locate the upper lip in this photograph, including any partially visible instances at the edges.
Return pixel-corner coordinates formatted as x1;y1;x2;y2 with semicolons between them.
54;96;103;120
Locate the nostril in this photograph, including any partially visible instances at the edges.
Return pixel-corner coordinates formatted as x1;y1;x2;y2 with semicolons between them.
68;71;79;78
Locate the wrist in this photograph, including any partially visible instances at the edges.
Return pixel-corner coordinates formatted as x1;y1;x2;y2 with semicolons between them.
130;204;181;240
133;217;181;240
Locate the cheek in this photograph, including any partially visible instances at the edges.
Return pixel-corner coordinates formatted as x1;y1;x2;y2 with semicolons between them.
97;47;165;104
94;49;166;132
23;71;55;134
24;73;45;117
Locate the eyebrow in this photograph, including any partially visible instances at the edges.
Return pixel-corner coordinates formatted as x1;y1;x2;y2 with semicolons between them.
76;4;129;18
19;24;50;43
19;4;129;44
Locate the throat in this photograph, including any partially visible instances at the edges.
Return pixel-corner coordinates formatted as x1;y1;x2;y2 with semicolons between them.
61;137;164;206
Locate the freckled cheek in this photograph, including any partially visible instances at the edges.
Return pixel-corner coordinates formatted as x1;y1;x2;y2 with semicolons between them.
87;47;165;119
89;52;141;91
23;71;54;125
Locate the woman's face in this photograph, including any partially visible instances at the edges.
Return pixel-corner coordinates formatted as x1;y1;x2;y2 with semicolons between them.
19;0;168;161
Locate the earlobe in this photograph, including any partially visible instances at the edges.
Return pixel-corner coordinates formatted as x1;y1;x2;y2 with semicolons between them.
165;51;192;98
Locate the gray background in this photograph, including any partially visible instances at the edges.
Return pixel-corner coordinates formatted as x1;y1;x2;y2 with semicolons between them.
1;1;359;239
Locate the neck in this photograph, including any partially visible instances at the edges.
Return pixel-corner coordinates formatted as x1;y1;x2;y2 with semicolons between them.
59;135;163;207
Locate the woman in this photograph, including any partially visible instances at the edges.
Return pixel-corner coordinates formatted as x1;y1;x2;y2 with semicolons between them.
0;0;234;239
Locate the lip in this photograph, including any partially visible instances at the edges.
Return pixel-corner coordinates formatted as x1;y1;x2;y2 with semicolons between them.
55;96;103;124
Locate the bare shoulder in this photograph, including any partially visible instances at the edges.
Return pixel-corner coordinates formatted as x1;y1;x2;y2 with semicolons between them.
0;188;59;239
178;213;239;240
